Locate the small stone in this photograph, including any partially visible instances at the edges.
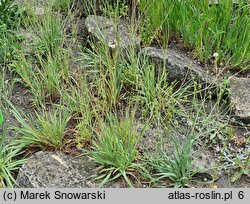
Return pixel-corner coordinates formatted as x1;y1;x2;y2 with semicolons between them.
229;77;250;124
34;7;44;16
213;52;219;58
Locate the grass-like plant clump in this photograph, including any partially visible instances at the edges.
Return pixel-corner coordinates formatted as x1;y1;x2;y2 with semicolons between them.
0;139;25;187
90;111;145;187
147;134;196;188
11;106;71;150
0;110;25;187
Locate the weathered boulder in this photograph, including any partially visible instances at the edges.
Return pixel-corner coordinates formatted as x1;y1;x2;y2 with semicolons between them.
85;15;140;50
142;47;216;84
16;151;96;188
16;151;125;188
229;77;250;124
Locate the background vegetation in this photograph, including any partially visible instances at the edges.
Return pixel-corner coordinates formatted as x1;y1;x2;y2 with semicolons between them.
140;0;250;70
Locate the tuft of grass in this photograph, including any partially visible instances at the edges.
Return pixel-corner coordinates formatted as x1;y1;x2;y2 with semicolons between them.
89;110;144;187
0;109;25;188
147;132;197;188
134;60;174;119
9;52;47;106
11;105;71;150
36;50;71;101
33;9;63;57
0;139;25;188
7;7;73;107
80;41;125;110
60;78;96;145
9;47;71;107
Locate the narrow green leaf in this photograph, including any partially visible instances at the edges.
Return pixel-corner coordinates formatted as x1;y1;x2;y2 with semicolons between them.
0;110;3;125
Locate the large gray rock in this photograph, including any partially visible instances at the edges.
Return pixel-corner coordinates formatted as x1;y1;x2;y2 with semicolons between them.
16;151;96;188
229;77;250;124
16;151;125;188
85;15;140;50
142;47;216;84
